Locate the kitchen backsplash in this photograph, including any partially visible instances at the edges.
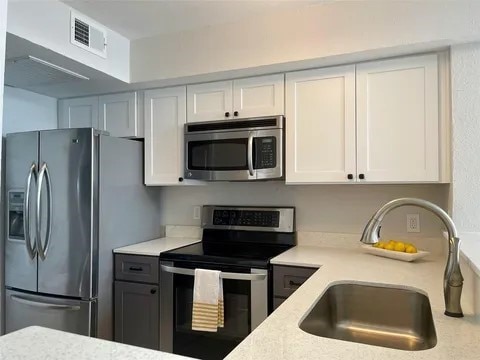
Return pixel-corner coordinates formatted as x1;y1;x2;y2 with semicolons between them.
159;182;449;238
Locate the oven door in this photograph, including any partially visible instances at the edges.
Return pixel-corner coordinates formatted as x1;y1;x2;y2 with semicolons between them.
160;261;268;360
184;129;282;181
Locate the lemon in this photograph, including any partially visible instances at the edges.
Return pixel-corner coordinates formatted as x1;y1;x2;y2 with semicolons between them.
394;242;406;252
406;245;418;254
377;241;386;249
384;243;395;251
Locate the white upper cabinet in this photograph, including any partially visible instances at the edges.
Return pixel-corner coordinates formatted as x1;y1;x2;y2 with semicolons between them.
356;54;439;182
144;86;187;186
187;75;285;123
187;81;233;123
286;65;356;183
286;54;442;184
99;92;144;138
233;74;285;119
59;92;144;138
58;97;99;129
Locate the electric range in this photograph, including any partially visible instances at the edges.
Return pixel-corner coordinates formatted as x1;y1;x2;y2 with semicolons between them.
159;205;296;360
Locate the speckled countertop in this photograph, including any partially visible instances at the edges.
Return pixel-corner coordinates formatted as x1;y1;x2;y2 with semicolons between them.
0;326;195;360
226;246;480;360
113;237;200;256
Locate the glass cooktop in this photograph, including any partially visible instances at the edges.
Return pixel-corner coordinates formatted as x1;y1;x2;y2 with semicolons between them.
160;241;292;268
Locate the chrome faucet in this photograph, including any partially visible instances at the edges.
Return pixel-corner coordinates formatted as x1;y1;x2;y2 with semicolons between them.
360;198;464;318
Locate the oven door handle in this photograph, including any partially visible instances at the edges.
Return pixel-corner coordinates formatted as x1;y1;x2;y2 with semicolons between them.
160;264;267;281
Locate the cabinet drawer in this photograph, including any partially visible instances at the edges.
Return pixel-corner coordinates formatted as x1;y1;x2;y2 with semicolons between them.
273;265;318;298
114;254;159;284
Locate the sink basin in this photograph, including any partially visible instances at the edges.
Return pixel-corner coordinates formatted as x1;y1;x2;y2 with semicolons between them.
299;283;437;351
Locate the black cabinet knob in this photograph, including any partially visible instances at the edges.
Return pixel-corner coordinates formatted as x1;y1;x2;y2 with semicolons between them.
150;288;157;294
234;111;239;117
225;112;230;117
178;177;184;182
347;174;353;180
289;280;303;287
129;266;143;272
359;174;365;180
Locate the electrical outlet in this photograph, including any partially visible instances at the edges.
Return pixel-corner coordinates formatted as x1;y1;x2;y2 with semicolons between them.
406;214;420;233
193;206;201;220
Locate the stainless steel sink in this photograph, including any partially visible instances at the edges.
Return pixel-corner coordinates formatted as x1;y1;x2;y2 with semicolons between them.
299;283;437;351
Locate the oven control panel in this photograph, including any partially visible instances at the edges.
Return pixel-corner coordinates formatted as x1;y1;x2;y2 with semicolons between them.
213;209;280;227
203;206;295;233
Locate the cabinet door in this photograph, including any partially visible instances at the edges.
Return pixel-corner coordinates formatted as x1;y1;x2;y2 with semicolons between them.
356;54;439;182
144;86;186;185
233;74;284;118
285;65;356;183
187;80;233;122
99;92;143;138
58;97;98;129
114;281;159;350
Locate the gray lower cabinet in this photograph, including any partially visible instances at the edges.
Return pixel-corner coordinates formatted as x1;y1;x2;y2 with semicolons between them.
114;280;159;350
114;253;160;350
273;265;318;310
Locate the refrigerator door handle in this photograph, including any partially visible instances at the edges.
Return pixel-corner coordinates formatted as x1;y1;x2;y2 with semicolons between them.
24;163;37;260
44;163;53;259
10;295;81;311
36;162;52;261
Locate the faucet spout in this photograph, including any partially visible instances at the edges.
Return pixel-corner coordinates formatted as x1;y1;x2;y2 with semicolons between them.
360;198;464;318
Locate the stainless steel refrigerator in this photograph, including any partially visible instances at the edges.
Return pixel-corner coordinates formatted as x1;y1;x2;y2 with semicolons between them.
4;128;161;340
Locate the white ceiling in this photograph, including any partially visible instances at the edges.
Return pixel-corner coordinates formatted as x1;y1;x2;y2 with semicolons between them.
61;0;322;40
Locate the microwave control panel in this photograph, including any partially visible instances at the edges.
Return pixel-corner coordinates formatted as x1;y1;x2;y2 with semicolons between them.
254;137;277;169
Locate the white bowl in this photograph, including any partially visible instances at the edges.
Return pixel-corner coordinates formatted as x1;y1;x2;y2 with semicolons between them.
361;244;430;262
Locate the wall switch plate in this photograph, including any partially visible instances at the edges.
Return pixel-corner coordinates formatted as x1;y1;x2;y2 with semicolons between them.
406;214;420;233
193;206;201;220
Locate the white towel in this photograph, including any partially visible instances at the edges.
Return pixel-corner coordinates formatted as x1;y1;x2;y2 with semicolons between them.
192;269;224;332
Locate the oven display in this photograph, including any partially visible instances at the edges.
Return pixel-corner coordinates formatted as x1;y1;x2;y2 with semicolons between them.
213;209;280;227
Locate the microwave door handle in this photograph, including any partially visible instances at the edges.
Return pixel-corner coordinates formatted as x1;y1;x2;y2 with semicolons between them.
247;132;255;177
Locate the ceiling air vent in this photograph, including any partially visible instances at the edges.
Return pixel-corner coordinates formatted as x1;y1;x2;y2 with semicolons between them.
70;11;107;58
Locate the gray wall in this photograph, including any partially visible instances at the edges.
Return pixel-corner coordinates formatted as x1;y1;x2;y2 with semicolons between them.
451;41;480;233
160;183;449;237
0;0;8;336
2;86;57;135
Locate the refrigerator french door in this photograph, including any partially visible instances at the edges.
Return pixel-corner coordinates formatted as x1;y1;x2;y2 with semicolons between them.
5;129;97;336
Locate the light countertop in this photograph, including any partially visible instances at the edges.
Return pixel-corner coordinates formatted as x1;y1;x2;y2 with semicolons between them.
113;237;200;256
226;245;480;360
0;326;195;360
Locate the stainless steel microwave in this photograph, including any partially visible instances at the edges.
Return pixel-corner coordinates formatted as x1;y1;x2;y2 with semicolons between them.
184;116;284;181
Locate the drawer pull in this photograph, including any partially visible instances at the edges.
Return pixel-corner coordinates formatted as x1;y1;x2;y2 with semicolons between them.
289;280;303;288
129;266;143;272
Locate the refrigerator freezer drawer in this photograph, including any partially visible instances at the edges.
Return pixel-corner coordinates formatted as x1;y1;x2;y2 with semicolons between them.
5;289;96;336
